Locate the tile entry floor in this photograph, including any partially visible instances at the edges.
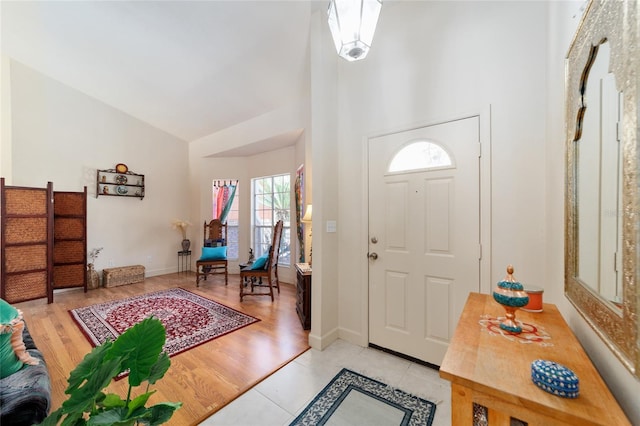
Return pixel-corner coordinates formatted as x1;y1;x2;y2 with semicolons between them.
200;339;451;426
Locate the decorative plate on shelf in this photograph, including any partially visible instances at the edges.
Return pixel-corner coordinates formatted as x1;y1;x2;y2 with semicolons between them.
114;174;128;185
116;185;129;195
115;163;128;173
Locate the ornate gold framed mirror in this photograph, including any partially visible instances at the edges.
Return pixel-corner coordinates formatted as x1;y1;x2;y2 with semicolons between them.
565;0;638;377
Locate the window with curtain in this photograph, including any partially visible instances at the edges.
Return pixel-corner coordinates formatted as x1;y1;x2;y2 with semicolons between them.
252;174;291;266
212;180;239;260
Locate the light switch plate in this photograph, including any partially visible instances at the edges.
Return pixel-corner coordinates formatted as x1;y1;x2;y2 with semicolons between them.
326;220;337;233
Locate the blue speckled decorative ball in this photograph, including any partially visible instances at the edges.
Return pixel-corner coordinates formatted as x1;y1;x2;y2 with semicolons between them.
531;359;580;398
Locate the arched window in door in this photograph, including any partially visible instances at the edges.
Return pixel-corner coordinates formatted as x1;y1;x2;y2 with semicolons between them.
388;140;453;173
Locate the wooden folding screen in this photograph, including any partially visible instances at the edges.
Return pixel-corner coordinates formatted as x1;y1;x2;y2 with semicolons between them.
53;189;87;292
1;179;87;303
1;178;54;303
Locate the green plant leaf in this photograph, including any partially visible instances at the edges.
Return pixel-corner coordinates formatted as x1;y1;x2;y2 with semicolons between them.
94;391;106;408
60;412;86;426
144;402;184;426
101;393;127;408
86;407;136;426
87;406;157;426
127;406;154;421
66;341;114;393
109;317;166;387
147;352;170;385
40;316;180;426
37;407;63;426
61;356;123;414
126;390;155;417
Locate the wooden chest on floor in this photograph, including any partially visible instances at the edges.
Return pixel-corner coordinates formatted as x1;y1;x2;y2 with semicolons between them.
103;265;145;288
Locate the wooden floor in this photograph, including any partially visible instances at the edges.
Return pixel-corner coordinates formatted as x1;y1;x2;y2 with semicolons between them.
14;272;310;425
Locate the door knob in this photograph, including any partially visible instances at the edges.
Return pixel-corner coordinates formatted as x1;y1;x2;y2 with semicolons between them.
371;236;378;244
368;252;378;260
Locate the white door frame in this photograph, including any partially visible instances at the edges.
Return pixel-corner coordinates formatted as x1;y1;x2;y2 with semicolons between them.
359;106;492;347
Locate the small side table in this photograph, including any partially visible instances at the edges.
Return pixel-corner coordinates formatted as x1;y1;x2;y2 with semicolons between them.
177;250;191;274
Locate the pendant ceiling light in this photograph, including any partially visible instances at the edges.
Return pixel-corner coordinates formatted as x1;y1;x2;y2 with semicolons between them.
327;0;382;62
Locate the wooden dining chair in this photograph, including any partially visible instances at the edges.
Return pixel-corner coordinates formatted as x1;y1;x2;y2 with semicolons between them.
239;220;283;301
196;219;228;286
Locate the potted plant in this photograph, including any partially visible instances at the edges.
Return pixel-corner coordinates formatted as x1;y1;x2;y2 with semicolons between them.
87;247;103;290
40;317;181;425
171;219;192;252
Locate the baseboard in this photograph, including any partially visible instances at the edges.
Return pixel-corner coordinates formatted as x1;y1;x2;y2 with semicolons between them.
308;326;339;350
144;267;175;277
338;327;367;347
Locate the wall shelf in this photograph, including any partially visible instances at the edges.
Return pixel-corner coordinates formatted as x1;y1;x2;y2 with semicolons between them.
96;168;145;200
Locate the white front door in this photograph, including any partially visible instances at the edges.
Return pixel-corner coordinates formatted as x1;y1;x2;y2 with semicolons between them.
368;117;481;366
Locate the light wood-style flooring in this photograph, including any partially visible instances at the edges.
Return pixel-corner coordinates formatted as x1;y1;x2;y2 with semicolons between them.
13;272;310;425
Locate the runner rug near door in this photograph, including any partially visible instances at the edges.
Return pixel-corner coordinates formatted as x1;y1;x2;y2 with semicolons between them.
290;368;436;426
70;287;259;356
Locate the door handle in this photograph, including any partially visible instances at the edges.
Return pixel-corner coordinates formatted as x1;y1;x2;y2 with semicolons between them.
368;252;378;260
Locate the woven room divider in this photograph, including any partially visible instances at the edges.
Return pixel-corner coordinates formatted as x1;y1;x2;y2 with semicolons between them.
1;178;54;303
1;178;87;304
53;189;87;292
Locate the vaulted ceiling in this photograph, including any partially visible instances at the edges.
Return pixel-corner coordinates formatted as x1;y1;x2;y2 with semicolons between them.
2;1;325;143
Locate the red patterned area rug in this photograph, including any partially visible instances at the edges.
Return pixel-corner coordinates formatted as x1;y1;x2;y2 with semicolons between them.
70;287;259;356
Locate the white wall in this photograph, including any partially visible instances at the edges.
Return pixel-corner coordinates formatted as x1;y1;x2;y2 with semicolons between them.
305;8;342;349
1;56;12;181
322;0;548;342
5;60;190;278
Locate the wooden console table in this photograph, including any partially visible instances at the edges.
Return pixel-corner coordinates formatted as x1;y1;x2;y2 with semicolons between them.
440;292;630;425
295;263;311;330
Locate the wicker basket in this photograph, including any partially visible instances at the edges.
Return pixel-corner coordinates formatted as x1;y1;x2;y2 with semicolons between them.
103;265;145;288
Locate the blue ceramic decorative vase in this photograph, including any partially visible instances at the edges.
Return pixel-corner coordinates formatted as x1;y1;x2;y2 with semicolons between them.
492;265;529;333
